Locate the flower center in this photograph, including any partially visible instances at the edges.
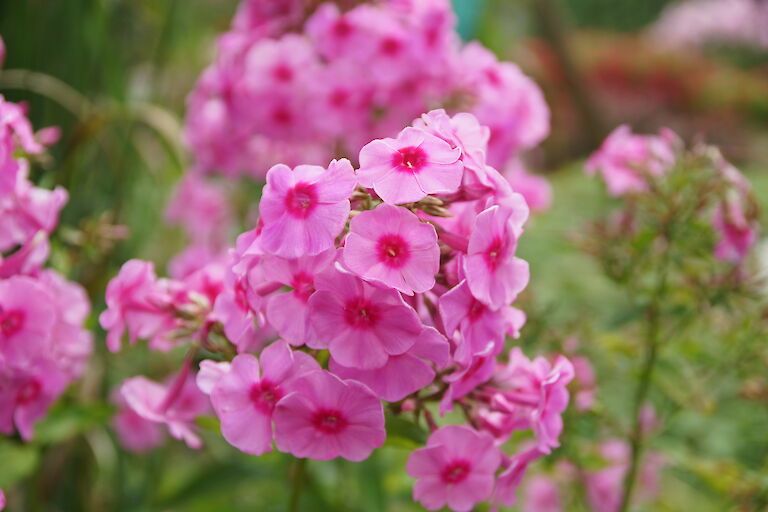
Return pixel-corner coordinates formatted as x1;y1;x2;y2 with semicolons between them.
329;89;349;108
440;460;472;484
272;64;294;83
16;379;41;405
343;297;379;329
271;105;293;125
249;379;282;414
291;272;315;303
380;37;402;56
467;298;487;320
311;408;348;434
376;233;410;268
284;182;318;218
483;236;506;271
332;18;353;38
0;308;24;338
392;146;427;173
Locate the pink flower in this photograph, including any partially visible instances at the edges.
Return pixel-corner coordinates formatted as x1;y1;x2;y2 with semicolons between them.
112;391;165;453
210;341;319;455
343;203;439;295
263;249;335;345
503;160;552;212
0;358;67;441
329;326;450;401
0;276;56;363
166;174;233;248
273;370;385;461
713;194;757;263
259;159;356;258
99;260;177;352
523;475;563;512
406;425;501;512
120;371;210;449
358;127;462;205
0;488;4;510
491;349;574;452
585;125;677;196
492;447;544;509
307;267;424;369
195;360;232;395
465;203;529;309
439;279;526;364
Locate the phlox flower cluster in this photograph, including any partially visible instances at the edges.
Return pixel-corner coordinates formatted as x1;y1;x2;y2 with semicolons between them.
0;45;93;442
102;110;575;511
586;124;759;263
183;0;549;184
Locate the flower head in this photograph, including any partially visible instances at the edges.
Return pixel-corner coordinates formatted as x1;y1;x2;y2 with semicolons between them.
273;370;385;461
406;425;501;511
259;159;356;257
344;203;439;295
358;126;462;204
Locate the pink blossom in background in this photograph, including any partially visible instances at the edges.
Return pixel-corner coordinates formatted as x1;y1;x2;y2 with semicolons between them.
195;360;232;395
357;127;463;204
522;474;563;512
465;204;530;309
112;391;166;453
406;425;501;512
210;342;318;455
166;173;233;249
121;372;210;449
259;159;356;257
713;193;757;263
273;370;385;461
343;203;439;295
307;267;423;369
503;160;552;212
585;125;677;196
0;276;56;362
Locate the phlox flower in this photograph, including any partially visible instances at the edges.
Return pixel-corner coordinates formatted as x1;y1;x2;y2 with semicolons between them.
492;348;574;452
439;279;526;365
259;159;356;257
273;369;385;461
0;276;55;362
413;109;489;180
585;125;677;196
210;341;319;455
358;126;462;205
713;193;757;263
195;360;232;395
307;267;424;369
0;488;4;510
0;358;67;441
522;475;563;512
263;249;335;345
439;352;497;414
112;391;165;453
329;326;450;401
465;203;530;309
121;372;210;449
344;203;439;295
166;173;233;248
99;260;177;353
406;425;501;512
492;447;545;509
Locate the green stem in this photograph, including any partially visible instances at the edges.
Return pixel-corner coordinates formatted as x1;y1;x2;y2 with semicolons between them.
618;260;669;512
288;458;307;512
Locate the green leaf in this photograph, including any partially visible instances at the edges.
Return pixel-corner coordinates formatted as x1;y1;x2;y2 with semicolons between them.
0;440;40;487
384;415;427;449
33;402;114;444
195;415;221;434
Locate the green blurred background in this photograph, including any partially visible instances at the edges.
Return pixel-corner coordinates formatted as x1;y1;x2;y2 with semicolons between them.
1;0;767;510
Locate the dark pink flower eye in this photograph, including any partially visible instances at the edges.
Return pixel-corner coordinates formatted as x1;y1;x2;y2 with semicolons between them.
392;146;427;172
284;182;318;218
380;37;401;56
343;297;380;329
291;272;315;302
249;380;282;414
272;64;294;82
440;459;472;484
376;234;410;268
0;309;24;338
16;379;41;405
311;408;348;434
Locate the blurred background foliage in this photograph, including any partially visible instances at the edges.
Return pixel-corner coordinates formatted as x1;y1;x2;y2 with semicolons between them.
1;0;767;510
